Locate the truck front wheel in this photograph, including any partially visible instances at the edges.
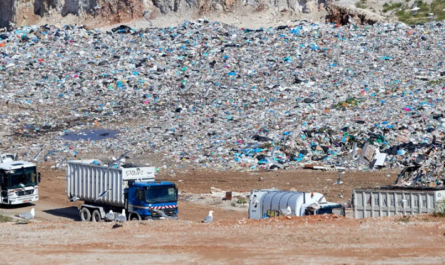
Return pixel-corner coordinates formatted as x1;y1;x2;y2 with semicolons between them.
129;213;141;221
80;208;91;222
91;210;103;222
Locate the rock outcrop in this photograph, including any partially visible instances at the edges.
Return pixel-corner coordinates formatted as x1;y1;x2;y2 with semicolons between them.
0;0;383;29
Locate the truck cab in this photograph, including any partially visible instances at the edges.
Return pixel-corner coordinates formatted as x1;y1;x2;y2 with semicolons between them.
127;181;178;220
0;153;17;163
0;161;41;205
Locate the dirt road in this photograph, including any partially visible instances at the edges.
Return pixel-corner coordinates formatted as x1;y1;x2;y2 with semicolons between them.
1;215;445;264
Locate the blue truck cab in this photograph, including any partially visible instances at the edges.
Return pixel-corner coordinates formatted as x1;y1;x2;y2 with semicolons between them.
126;180;178;220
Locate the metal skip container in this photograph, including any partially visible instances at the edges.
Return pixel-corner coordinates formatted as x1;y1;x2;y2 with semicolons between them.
352;187;445;218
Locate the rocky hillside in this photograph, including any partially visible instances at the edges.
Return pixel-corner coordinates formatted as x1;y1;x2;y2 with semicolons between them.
0;0;384;29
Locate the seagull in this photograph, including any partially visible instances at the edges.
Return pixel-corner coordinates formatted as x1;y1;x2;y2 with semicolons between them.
113;209;126;228
280;206;292;216
70;195;78;202
108;151;130;167
306;194;326;214
258;177;263;181
95;189;112;201
389;8;402;15
17;208;35;220
105;210;114;221
152;209;169;219
334;172;345;185
33;149;44;161
428;13;435;21
408;2;420;16
347;15;355;25
56;158;66;169
339;194;344;198
43;152;49;162
306;202;321;213
399;199;407;205
201;210;213;223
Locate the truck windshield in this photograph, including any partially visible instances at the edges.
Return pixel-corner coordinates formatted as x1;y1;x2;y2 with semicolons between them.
7;167;37;189
145;186;177;204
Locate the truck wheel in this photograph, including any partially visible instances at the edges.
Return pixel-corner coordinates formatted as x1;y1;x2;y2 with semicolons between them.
80;208;91;222
129;213;141;221
91;210;103;222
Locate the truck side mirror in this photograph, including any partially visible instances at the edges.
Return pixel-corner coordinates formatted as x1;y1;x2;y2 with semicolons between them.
38;172;41;183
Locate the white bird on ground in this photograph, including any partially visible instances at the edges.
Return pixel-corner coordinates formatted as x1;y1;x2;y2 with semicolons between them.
334;172;345;185
280;206;292;216
387;174;391;178
105;210;114;221
306;195;326;214
201;210;213;223
113;210;126;228
17;208;35;220
306;202;321;213
339;194;344;198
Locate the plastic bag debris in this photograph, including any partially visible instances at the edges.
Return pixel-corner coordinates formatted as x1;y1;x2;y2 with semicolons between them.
0;20;444;173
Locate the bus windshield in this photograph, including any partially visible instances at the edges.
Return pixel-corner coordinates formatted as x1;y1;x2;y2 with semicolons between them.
6;167;37;189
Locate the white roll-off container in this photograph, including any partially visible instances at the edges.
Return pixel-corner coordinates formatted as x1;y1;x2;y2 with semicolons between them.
248;189;342;219
66;160;155;207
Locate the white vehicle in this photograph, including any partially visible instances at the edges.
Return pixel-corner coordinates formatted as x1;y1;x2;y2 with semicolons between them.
0;153;40;205
0;153;17;163
248;189;343;219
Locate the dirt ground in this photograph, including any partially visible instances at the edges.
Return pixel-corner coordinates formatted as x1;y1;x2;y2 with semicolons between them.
1;166;445;264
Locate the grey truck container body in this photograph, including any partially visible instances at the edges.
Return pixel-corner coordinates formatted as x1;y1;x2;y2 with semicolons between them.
66;161;155;207
353;188;445;218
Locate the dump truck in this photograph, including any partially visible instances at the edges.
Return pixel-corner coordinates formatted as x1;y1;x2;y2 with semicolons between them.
66;160;178;221
352;186;445;218
0;153;41;205
248;189;344;219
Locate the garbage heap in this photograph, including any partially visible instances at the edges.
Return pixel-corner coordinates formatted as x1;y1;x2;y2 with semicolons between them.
1;21;445;171
395;135;445;187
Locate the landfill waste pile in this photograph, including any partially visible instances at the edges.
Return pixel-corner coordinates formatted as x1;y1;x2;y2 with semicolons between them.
394;137;445;187
1;21;445;172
